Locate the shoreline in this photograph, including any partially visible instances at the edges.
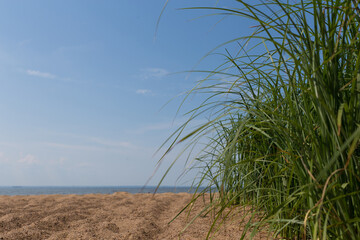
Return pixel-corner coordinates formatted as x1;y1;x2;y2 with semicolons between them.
0;186;205;196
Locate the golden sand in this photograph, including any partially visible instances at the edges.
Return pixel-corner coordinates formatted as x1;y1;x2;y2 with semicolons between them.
0;192;270;239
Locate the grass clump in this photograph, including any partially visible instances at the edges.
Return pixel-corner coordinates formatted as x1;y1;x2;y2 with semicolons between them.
161;0;360;239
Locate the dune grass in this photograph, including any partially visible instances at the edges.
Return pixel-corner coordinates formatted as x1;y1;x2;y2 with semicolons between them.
161;0;360;239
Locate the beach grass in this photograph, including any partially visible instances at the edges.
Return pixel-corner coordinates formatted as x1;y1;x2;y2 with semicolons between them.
161;0;360;239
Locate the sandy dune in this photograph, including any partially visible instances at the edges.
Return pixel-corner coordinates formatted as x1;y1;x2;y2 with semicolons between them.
0;192;271;239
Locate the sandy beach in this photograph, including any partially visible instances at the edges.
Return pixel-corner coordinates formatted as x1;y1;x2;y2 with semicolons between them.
0;192;272;240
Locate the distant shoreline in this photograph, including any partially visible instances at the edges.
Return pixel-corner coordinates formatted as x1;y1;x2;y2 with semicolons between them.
0;186;205;196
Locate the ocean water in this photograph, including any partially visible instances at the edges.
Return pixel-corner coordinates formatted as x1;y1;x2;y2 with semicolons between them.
0;186;201;196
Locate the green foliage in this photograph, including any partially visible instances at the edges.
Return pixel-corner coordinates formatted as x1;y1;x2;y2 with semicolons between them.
163;0;360;239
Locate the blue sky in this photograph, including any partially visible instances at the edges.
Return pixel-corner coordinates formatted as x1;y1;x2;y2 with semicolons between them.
0;0;252;186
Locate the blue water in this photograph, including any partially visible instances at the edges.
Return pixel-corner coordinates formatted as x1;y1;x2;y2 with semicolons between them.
0;186;201;196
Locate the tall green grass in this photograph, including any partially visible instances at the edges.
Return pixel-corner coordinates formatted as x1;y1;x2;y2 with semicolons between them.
162;0;360;239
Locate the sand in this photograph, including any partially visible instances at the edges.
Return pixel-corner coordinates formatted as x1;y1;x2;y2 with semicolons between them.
0;192;272;239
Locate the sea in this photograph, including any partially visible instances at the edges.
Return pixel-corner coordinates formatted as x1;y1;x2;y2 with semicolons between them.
0;186;201;196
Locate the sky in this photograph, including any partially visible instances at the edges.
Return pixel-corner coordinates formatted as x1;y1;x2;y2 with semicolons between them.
0;0;253;186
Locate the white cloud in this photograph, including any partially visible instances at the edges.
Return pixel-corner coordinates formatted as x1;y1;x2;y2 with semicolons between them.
133;118;208;135
18;154;39;164
42;142;105;152
50;157;66;165
0;152;9;163
18;39;31;47
142;122;175;131
89;138;135;149
40;133;137;152
26;69;56;79
140;68;169;79
58;157;66;164
0;142;18;147
42;139;136;152
132;120;180;135
136;89;152;95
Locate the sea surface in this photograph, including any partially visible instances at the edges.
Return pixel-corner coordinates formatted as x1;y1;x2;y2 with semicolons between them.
0;186;202;196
